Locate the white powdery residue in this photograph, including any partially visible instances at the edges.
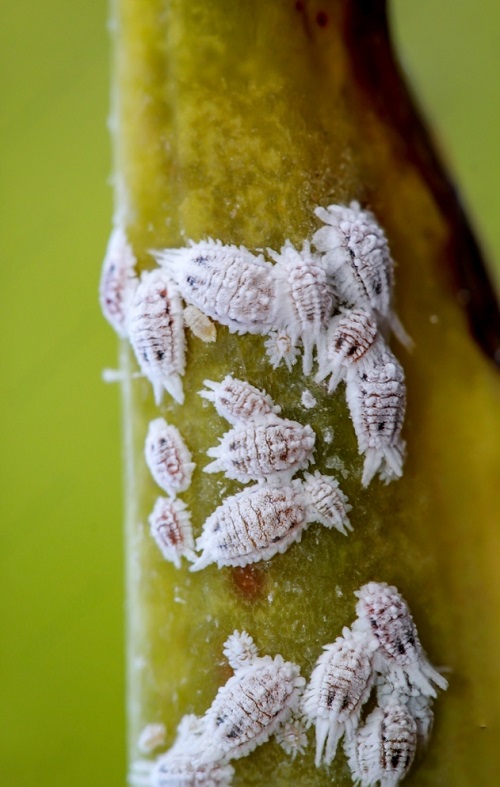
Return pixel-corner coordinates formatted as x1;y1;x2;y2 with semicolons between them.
137;723;167;754
324;455;350;479
322;426;334;444
301;389;317;409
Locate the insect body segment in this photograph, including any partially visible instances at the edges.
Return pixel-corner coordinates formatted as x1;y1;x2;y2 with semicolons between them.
302;629;377;766
200;376;280;425
191;472;350;571
304;583;447;782
269;241;336;375
145;419;195;497
127;269;186;405
317;308;379;392
204;418;316;484
345;342;406;487
345;704;417;787
148;497;196;568
198;631;305;763
154;239;277;335
99;226;138;338
353;583;448;697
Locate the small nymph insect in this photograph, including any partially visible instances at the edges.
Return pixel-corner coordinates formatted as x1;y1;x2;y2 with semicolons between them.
269;241;336;375
264;330;300;372
137;724;167;755
145;418;195;497
183;305;217;343
196;631;305;763
99;226;138;338
148;497;196;568
200;376;281;426
316;308;379;392
139;715;234;787
154;239;277;335
312;201;411;348
190;472;351;571
127;268;186;405
204;417;316;484
344;340;406;486
353;583;448;697
344;703;417;787
302;628;378;767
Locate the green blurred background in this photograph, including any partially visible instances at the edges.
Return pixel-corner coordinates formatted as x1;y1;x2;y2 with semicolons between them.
0;2;498;785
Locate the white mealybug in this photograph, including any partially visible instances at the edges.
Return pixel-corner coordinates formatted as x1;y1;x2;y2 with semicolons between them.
147;715;234;787
269;241;335;375
302;471;352;533
200;376;281;426
312;201;411;348
302;628;377;767
353;583;448;697
376;676;435;748
127;268;186;405
145;419;195;497
197;631;305;762
99;226;138;338
264;330;300;371
345;340;406;486
154;239;277;335
344;703;417;787
317;308;379;392
137;723;167;755
274;717;309;759
190;472;350;571
148;497;196;568
183;305;217;343
204;418;316;484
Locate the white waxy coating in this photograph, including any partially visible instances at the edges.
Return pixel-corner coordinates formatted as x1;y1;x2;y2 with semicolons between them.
274;717;309;759
302;628;377;766
99;226;137;338
204;418;316;484
345;339;406;486
183;305;217;342
200;376;280;426
149;714;234;787
148;497;196;569
345;703;417;787
145;419;195;497
154;239;277;335
317;308;379;391
223;630;260;670
264;330;299;371
270;241;335;375
127;269;186;404
313;202;412;349
191;472;351;571
198;631;305;763
353;582;448;697
312;201;394;319
137;723;167;754
302;471;352;534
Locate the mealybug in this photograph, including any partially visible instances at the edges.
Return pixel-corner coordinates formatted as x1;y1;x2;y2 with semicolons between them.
200;376;280;426
99;226;137;338
127;269;186;405
145;418;195;497
148;497;196;568
154;239;277;335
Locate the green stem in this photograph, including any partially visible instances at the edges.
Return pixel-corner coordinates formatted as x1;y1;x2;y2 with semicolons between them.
112;1;500;783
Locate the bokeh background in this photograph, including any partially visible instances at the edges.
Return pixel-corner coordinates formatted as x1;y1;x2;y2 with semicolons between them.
1;2;498;785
